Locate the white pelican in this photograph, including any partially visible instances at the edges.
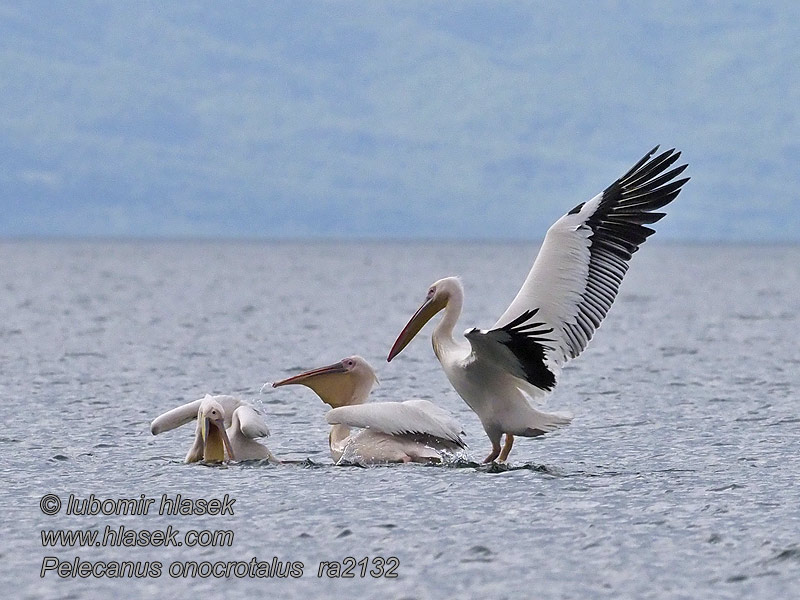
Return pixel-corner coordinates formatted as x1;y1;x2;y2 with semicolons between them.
150;394;276;463
387;146;689;463
272;355;466;464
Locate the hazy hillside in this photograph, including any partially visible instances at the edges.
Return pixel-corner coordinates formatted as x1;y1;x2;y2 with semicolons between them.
1;1;798;240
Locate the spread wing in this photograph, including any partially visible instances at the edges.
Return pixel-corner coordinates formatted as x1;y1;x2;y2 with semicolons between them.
467;146;689;396
326;400;466;447
150;394;242;434
233;405;271;439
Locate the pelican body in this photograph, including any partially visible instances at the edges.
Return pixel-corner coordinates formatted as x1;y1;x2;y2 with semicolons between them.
388;147;689;462
151;394;275;463
272;356;465;464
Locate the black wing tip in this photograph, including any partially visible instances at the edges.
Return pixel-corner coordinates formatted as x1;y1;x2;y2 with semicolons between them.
649;147;687;173
642;145;661;161
613;149;689;207
567;201;585;216
637;146;684;170
500;308;541;331
669;162;689;178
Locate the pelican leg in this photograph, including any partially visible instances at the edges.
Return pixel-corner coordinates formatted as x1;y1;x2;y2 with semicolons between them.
483;441;501;463
498;434;514;462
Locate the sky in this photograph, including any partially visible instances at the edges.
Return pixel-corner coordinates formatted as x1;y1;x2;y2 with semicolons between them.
0;1;798;241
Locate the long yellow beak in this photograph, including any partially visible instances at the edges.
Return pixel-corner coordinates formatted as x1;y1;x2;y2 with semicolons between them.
387;295;446;362
272;361;348;388
202;416;235;461
272;361;354;408
217;420;235;461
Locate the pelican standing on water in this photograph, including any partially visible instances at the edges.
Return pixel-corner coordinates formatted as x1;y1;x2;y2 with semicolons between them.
388;146;689;463
272;355;466;464
151;394;276;463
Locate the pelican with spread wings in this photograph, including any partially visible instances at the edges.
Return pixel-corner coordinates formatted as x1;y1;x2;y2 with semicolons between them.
151;394;276;463
387;146;689;463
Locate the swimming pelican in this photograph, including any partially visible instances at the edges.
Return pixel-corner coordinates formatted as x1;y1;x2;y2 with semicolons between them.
272;355;466;464
150;394;276;463
388;146;689;463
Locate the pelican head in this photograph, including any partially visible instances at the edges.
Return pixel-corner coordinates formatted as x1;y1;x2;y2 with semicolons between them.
272;355;378;408
197;397;235;462
387;276;461;361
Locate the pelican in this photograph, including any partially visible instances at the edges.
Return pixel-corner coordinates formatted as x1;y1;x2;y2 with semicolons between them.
150;394;276;463
272;355;466;464
388;146;689;463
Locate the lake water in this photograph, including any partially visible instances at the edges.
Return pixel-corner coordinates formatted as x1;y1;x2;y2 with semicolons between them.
2;240;798;599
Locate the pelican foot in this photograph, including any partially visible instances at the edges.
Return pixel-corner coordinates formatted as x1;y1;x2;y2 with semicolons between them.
483;443;501;463
498;434;515;463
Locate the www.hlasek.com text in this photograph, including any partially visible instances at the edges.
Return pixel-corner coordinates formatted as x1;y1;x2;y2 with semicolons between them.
42;525;234;548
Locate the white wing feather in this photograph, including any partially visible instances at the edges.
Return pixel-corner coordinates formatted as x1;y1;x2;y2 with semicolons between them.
466;147;688;394
493;197;600;367
150;399;202;435
326;400;465;447
233;405;271;439
150;394;242;434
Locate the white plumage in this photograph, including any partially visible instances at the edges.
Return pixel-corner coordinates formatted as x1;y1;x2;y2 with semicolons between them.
272;355;466;464
326;399;465;447
388;146;689;462
150;394;276;463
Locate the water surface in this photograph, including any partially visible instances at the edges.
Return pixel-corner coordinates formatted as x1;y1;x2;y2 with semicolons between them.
2;241;798;599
